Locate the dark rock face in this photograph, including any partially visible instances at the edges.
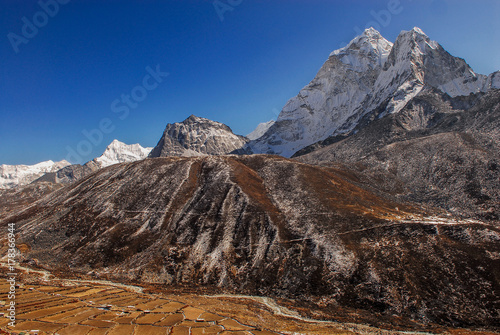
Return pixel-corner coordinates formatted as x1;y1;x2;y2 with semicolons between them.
57;160;101;183
149;115;248;157
5;156;499;329
33;160;102;185
296;88;500;220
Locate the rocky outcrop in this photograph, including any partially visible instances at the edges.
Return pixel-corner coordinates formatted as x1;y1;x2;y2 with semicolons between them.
149;115;248;157
48;160;101;184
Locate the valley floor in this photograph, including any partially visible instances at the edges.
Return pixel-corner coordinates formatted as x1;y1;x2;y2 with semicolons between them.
0;265;498;335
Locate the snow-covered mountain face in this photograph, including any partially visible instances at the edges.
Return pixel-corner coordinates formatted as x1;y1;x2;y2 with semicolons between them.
0;160;70;189
149;115;248;157
247;28;392;157
246;120;275;140
248;27;500;157
94;140;152;168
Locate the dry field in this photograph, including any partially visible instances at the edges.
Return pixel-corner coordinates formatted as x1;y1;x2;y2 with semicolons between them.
0;264;359;335
0;279;283;335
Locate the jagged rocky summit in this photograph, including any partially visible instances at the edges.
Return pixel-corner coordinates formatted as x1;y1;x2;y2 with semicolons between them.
148;115;249;157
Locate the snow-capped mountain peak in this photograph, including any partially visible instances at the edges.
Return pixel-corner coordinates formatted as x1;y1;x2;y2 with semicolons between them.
403;27;437;49
331;27;387;55
247;27;499;157
389;27;438;64
331;27;393;71
380;27;487;98
94;140;152;168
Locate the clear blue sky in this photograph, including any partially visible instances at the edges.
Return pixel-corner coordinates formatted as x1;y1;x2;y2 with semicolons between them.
1;0;499;164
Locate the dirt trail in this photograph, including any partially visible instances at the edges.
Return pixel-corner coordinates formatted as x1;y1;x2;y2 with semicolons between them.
1;262;144;293
205;294;434;335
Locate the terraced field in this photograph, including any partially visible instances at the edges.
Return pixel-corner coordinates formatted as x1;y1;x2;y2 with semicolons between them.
0;280;281;335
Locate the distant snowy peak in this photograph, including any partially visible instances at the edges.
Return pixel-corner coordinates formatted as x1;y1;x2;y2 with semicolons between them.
149;115;248;157
0;141;151;189
94;140;152;168
0;160;70;189
247;120;275;140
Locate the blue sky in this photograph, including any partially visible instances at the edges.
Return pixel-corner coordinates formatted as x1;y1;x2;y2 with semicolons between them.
1;0;499;164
